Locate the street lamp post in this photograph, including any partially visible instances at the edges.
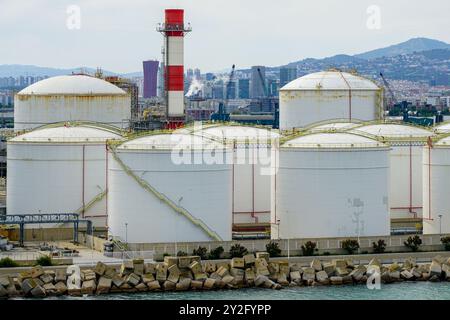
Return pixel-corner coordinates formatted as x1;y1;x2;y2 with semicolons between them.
438;214;443;235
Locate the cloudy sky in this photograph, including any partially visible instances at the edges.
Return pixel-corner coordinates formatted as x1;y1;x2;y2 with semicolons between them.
1;0;449;73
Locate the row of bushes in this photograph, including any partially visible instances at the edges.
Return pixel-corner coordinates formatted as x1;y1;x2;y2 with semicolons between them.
170;236;450;260
0;255;53;268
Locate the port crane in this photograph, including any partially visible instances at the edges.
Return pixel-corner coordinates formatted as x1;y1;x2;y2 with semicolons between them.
257;67;268;97
379;72;397;110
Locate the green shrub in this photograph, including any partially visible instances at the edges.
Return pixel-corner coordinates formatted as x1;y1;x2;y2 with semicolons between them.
322;252;331;256
163;253;170;257
341;239;360;254
0;257;19;268
208;246;224;260
441;236;450;251
176;251;188;257
361;250;369;254
404;235;422;252
265;241;282;257
372;239;387;253
35;255;52;266
193;246;208;260
301;241;317;256
229;243;248;258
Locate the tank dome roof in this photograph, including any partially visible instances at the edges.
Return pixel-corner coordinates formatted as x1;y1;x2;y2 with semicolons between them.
281;71;380;91
18;75;127;95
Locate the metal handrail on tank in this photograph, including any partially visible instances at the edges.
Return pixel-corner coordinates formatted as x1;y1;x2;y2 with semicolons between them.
31;120;123;134
108;146;223;241
302;118;364;132
279;129;386;146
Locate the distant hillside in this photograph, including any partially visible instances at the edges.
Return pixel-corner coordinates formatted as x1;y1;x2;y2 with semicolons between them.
355;37;450;60
0;64;119;77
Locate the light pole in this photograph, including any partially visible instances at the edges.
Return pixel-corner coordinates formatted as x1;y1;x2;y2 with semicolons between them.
438;214;443;235
125;222;128;246
176;197;183;256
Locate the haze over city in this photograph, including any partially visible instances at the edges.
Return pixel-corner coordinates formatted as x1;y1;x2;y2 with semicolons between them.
1;0;449;73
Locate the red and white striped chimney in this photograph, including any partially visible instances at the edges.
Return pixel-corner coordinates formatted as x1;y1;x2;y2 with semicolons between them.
158;9;191;126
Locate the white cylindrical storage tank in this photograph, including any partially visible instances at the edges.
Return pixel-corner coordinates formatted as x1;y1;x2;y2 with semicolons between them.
108;133;232;243
279;71;383;131
272;132;390;239
423;136;450;234
7;124;122;227
14;75;131;130
350;123;434;219
194;125;280;227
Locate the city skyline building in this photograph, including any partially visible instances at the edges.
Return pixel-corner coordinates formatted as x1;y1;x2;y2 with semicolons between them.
142;60;159;98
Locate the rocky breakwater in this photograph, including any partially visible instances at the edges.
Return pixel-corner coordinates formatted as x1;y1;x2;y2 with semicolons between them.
1;253;450;299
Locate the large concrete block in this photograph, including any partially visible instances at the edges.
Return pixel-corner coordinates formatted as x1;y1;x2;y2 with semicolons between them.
82;270;96;281
256;252;269;262
189;261;202;274
290;271;301;281
203;278;216;290
190;280;204;290
43;283;58;296
135;283;148;292
244;254;256;266
96;277;112;294
81;280;97;295
430;261;442;277
302;267;316;281
40;273;54;284
177;257;190;269
55;282;67;294
245;268;255;282
332;259;347;269
216;266;229;278
156;263;168;281
144;263;156;275
230;268;245;277
164;256;179;268
126;273;141;287
330;276;343;285
21;278;37;295
310;259;323;272
30;285;46;298
204;261;216;273
231;258;245;269
268;262;280;274
194;272;208;281
55;269;67;282
142;273;155;283
94;262;107;276
147;280;161;291
120;260;134;275
31;266;44;278
176;278;191;291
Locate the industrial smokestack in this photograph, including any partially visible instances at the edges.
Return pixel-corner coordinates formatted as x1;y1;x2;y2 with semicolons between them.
157;9;191;129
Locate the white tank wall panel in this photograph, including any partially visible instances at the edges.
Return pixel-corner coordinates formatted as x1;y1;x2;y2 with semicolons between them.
14;95;131;130
350;124;433;219
388;145;424;219
279;90;379;130
194;126;279;225
272;150;390;239
7;143;109;227
422;146;450;234
272;134;390;239
108;148;233;243
167;91;185;116
167;37;184;66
